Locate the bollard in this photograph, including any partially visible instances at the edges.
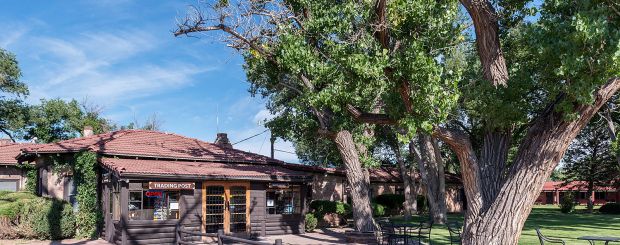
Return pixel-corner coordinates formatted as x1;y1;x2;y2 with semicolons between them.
275;239;283;245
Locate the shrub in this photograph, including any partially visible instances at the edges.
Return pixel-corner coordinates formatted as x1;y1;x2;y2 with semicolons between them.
372;202;386;217
304;213;318;232
599;203;620;214
560;193;575;214
309;200;351;218
373;194;405;214
0;191;75;239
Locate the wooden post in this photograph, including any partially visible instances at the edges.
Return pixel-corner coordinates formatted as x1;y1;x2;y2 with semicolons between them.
217;229;224;245
275;239;283;245
120;181;129;245
270;135;275;158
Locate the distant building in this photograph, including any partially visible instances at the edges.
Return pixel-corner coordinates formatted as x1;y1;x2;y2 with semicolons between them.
0;140;33;191
536;181;620;205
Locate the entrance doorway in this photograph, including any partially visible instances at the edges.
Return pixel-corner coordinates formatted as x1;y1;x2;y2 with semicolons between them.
203;182;250;234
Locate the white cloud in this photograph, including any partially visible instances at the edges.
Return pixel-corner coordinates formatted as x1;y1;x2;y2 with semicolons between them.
253;109;275;125
20;29;216;106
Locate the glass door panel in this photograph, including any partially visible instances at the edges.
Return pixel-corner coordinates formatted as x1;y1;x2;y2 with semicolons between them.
205;186;225;233
229;186;247;233
203;183;249;234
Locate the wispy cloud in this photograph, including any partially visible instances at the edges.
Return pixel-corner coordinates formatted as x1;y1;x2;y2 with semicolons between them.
21;28;215;105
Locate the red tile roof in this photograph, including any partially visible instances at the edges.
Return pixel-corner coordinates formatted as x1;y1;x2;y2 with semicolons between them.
542;181;618;191
0;143;35;165
20;130;279;164
100;157;310;180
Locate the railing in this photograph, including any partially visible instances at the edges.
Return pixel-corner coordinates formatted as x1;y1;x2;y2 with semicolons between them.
176;224;282;245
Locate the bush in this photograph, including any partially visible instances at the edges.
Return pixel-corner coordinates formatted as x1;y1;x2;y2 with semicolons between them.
372;202;386;217
304;213;318;232
309;200;351;218
599;203;620;214
560;193;575;214
373;194;405;214
0;191;75;239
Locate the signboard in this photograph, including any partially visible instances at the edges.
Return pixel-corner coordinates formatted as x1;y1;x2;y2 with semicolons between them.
268;183;290;189
145;191;163;198
148;182;195;190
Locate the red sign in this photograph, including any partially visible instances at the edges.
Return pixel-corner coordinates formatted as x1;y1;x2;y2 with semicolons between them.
145;191;163;197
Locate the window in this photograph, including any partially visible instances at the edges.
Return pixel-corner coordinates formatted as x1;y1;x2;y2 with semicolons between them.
595;192;607;200
579;192;588;200
0;180;18;192
266;187;300;215
128;186;180;221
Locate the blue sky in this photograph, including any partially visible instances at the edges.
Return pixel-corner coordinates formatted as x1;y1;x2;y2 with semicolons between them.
0;0;299;162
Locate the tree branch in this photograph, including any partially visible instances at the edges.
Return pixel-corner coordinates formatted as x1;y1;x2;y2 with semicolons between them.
459;0;509;87
0;128;16;143
346;104;396;125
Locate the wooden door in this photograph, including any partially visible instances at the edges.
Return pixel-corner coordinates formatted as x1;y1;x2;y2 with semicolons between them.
202;182;251;234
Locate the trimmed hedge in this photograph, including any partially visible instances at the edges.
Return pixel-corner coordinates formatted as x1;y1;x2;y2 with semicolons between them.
304;213;318;232
309;200;352;218
599;203;620;214
0;191;75;239
372;202;386;217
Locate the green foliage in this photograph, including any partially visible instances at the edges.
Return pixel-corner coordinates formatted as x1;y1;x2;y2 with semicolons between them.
24;99;112;143
304;213;318;232
0;48;29;141
373;194;405;214
372;202;386;217
0;191;75;239
561;114;619;193
20;164;38;194
560;193;576;214
73;151;101;238
309;200;351;218
599;203;620;214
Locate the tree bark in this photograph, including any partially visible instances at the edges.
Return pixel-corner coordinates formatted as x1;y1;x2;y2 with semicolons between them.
435;77;620;244
392;141;417;218
412;134;447;224
333;130;375;232
459;0;509;87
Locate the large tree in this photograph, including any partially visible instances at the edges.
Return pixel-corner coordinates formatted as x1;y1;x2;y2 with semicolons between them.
24;99;113;143
176;0;461;231
562;114;620;212
0;48;29;142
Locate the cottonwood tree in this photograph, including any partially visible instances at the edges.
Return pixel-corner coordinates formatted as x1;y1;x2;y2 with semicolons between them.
0;48;29;142
562;114;620;213
314;0;620;243
175;0;461;231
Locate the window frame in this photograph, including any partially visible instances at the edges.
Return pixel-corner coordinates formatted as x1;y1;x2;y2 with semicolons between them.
266;187;301;215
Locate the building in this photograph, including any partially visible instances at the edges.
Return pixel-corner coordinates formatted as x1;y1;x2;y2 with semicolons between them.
8;128;464;244
536;181;620;205
0;140;33;191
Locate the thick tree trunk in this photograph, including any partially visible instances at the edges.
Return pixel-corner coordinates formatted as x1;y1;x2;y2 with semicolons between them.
412;134;447;224
333;130;375;232
435;78;620;244
392;142;417;218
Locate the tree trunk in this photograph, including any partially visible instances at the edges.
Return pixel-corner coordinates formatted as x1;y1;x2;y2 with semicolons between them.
333;130;375;232
392;141;417;218
412;134;447;224
434;78;620;244
587;181;594;213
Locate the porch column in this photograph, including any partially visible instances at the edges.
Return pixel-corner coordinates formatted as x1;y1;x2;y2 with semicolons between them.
554;190;559;205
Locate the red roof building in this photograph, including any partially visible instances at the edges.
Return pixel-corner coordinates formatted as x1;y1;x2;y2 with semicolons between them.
536;181;620;205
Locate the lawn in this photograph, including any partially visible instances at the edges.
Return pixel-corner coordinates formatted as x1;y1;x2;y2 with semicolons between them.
391;205;620;245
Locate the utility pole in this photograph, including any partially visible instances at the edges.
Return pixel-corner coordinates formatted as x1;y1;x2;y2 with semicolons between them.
270;134;275;158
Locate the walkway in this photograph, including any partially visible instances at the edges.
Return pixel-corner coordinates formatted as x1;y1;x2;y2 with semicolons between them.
257;228;349;245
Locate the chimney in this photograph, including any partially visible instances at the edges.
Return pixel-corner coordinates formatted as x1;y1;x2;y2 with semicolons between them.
83;126;94;137
0;139;13;146
214;133;233;149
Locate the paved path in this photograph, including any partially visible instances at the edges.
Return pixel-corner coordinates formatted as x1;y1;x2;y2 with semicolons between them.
258;228;349;245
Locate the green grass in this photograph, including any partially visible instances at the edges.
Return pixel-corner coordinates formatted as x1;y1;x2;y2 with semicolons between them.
389;205;620;245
